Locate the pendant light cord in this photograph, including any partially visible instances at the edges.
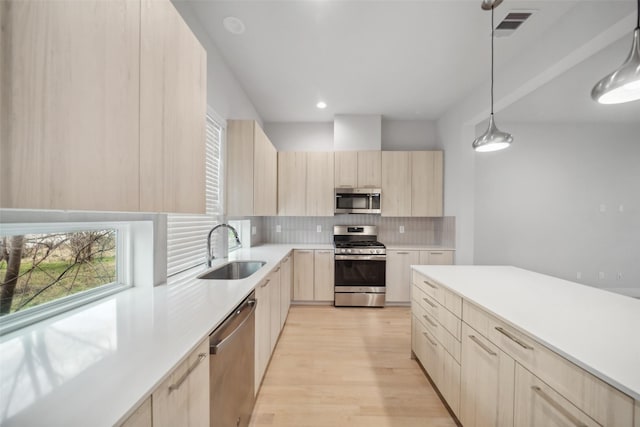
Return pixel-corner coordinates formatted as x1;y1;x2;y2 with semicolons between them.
490;6;495;115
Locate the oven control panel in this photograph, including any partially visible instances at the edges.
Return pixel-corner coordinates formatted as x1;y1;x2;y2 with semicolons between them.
335;248;386;255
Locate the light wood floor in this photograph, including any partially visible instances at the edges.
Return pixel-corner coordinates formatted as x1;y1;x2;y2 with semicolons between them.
249;305;458;427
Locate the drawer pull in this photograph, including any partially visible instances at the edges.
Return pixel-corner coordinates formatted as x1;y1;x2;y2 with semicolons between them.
468;335;497;356
423;314;438;328
261;279;271;288
495;326;533;350
169;353;207;392
397;252;410;255
423;280;437;289
531;386;588;427
422;297;437;308
430;252;443;255
422;332;438;347
274;267;281;272
296;250;312;253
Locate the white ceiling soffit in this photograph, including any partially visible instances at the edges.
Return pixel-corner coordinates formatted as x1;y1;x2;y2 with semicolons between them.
189;0;637;123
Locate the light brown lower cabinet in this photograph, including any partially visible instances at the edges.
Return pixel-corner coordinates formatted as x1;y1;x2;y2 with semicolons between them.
293;249;334;302
118;397;151;427
460;323;515;427
254;275;272;395
279;253;293;329
514;365;600;427
412;270;636;427
152;338;209;427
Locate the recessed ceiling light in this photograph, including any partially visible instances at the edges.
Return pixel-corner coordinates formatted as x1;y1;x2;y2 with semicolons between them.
223;16;245;35
316;101;327;109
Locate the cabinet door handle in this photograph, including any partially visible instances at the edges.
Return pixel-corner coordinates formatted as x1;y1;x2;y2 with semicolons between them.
423;314;438;327
494;326;533;350
423;280;437;289
397;252;410;255
296;250;312;253
422;332;438;347
317;251;332;254
430;252;443;255
422;297;437;308
168;353;207;392
261;279;271;288
531;386;588;427
468;335;497;356
274;267;281;272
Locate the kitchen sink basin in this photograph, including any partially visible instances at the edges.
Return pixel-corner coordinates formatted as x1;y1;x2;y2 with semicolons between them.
198;261;266;280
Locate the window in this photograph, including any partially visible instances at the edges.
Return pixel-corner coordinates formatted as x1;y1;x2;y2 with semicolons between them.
167;108;225;277
0;222;131;333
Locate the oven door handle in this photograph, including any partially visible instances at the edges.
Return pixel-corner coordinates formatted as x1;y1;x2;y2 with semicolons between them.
335;255;387;261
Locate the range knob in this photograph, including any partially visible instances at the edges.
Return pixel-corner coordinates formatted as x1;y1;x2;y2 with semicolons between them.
346;249;352;253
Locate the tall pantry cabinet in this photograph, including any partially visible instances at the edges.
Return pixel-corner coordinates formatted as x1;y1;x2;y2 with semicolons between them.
0;0;206;213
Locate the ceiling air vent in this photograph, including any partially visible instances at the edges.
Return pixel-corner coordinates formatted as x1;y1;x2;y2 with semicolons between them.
495;10;534;37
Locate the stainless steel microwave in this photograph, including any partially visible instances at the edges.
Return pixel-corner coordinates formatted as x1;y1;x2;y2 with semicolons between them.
335;188;381;214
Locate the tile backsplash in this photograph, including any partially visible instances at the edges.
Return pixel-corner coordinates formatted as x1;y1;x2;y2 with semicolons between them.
249;215;455;247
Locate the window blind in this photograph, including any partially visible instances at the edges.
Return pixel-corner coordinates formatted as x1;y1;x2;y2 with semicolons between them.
167;110;224;277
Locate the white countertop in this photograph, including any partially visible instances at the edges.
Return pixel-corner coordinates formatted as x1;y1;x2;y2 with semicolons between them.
385;245;455;251
0;244;328;427
412;265;640;400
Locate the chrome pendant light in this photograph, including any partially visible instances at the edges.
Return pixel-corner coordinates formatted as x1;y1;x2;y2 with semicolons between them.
473;0;513;152
591;0;640;104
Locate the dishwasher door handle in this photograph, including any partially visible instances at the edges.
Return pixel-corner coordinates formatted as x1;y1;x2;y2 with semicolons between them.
210;298;257;355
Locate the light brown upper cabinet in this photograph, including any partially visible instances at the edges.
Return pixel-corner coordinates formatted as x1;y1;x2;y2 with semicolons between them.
278;152;306;216
1;0;141;211
140;0;207;213
227;120;278;216
0;0;207;213
334;151;381;188
381;152;412;216
382;151;444;217
306;152;334;216
411;151;443;217
277;152;334;216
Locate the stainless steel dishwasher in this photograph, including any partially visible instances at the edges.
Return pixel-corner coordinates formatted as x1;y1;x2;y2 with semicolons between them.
209;291;256;427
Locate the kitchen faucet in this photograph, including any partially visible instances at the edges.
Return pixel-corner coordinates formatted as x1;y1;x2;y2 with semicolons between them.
207;224;242;267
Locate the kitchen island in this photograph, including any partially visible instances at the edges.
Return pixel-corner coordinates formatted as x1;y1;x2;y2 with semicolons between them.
410;265;640;426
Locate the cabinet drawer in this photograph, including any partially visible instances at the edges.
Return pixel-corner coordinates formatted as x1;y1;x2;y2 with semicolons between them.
412;284;439;318
463;300;634;426
412;271;462;317
412;292;461;364
514;365;601;427
412;315;441;386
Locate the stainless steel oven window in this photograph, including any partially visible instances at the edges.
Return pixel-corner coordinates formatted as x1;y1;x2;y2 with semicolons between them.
334;259;386;287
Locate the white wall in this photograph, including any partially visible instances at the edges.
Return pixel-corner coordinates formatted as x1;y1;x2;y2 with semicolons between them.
382;119;438;150
171;0;262;124
265;119;438;152
474;123;640;295
263;122;334;151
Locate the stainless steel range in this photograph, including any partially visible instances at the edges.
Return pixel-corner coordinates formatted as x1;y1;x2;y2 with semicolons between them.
333;225;386;307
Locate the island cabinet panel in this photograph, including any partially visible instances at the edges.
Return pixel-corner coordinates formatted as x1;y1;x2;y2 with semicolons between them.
460;323;515;427
268;268;282;354
463;300;634;427
513;365;600;427
118;397;151;427
1;0;141;211
152;338;209;427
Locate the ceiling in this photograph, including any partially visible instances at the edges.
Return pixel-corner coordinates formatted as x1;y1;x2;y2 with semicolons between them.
188;0;639;123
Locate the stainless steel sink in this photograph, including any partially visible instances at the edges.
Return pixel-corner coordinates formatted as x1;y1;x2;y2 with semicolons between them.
198;261;266;280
